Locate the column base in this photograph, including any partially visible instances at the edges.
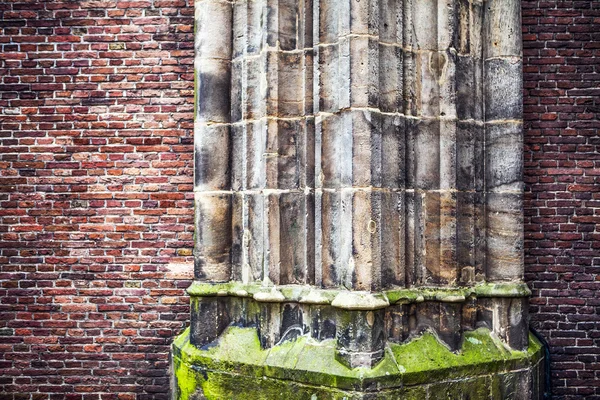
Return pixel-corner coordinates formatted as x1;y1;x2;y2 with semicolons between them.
171;326;544;400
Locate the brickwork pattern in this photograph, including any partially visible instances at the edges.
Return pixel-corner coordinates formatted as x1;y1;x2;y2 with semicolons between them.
523;1;600;399
0;1;195;399
0;0;598;399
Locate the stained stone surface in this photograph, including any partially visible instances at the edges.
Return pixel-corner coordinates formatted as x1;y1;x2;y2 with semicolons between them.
172;326;544;399
175;0;539;398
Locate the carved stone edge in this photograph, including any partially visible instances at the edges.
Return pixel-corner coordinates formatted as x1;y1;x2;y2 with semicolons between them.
186;281;532;310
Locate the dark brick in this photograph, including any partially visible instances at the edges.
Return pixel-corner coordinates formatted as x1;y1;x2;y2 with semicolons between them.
523;1;600;399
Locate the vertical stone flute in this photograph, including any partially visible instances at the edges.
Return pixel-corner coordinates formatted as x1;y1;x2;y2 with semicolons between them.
483;0;527;349
193;0;233;283
174;0;544;398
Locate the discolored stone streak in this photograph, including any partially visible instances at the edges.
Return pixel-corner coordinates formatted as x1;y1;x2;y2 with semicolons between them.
186;0;532;395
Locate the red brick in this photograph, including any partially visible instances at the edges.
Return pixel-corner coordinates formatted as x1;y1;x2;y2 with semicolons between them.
523;2;600;398
0;0;193;398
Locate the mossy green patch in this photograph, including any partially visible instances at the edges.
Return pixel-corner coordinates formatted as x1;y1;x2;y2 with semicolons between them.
172;332;200;399
186;281;531;306
172;326;543;399
474;282;532;298
390;328;540;385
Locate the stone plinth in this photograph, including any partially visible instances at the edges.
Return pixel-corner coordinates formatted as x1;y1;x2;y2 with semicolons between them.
172;324;544;399
172;0;544;397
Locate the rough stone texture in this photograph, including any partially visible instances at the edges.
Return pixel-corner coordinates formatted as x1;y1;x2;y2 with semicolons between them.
194;0;526;292
172;325;545;399
0;0;597;399
190;0;531;379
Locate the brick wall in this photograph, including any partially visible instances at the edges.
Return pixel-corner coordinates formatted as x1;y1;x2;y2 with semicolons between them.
0;0;598;399
0;1;195;399
523;1;600;399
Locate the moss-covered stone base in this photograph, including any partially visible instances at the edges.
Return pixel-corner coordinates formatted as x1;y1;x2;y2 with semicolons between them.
171;326;544;399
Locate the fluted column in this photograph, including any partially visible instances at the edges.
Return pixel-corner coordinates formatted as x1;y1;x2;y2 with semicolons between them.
228;0;315;287
174;0;544;397
189;0;528;364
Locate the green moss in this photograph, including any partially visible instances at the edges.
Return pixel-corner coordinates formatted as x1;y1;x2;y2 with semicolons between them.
390;328;542;385
172;330;200;399
474;282;532;298
172;325;543;399
429;376;491;399
385;288;470;304
186;281;531;307
187;281;235;297
204;326;268;365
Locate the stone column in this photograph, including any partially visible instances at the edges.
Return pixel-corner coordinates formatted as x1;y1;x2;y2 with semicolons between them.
189;0;234;347
482;0;528;350
193;0;233;282
172;0;545;398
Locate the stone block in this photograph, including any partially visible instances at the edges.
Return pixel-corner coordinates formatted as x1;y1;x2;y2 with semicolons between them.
378;44;403;113
244;54;268;119
231;0;247;59
385;304;407;344
411;0;438;51
410;302;462;351
484;58;523;122
491;371;533;400
319;189;382;290
194;124;230;191
193;193;232;282
317;44;340;113
429;376;491;399
379;114;405;189
456;121;484;191
379;190;405;288
348;0;378;35
274;52;304;117
190;297;231;347
335;309;385;368
478;297;529;351
243;119;267;190
349;109;380;187
378;0;402;45
246;0;264;54
411;118;441;190
486;192;524;282
348;36;379;108
483;0;522;59
485;122;524;192
230;59;243;122
277;0;299;50
196;59;231;123
455;55;483;121
264;191;313;285
318;0;339;43
195;0;232;60
440;118;457;190
402;49;418;116
416;50;441;117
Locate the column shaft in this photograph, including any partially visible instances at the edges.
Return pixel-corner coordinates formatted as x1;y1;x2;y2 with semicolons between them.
193;0;234;282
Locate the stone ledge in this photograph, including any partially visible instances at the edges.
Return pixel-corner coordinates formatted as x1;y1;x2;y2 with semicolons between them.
186;281;532;308
172;326;544;399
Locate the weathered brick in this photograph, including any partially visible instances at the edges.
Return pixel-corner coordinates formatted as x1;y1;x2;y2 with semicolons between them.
523;1;600;399
0;0;193;398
